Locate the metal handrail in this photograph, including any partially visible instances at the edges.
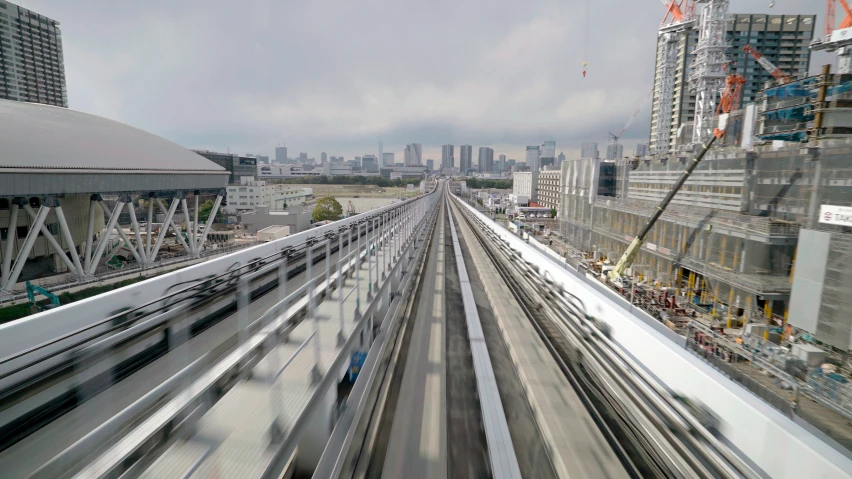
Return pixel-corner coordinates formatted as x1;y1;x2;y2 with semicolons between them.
0;204;406;374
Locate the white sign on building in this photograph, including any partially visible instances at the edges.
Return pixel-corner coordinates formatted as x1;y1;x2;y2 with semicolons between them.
819;204;852;227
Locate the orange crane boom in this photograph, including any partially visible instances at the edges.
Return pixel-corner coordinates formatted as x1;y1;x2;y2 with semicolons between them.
742;44;792;85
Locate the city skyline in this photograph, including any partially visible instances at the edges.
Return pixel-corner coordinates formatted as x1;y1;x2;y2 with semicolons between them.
16;0;831;162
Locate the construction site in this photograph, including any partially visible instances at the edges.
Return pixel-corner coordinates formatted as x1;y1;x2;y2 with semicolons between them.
555;0;852;450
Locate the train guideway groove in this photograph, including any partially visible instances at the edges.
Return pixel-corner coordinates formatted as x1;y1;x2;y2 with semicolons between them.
448;198;628;479
451;194;852;479
70;191;440;478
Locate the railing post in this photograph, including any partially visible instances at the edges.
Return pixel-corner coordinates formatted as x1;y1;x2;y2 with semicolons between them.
326;234;332;294
373;217;380;291
337;236;345;345
355;223;362;320
367;219;373;300
348;227;354;279
310;277;322;384
278;250;288;307
381;212;387;281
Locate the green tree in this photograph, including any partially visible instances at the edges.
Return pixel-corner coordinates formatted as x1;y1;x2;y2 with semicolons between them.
312;196;343;222
550;208;557;218
198;199;223;223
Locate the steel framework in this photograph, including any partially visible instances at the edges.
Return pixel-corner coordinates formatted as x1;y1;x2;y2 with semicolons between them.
689;0;730;145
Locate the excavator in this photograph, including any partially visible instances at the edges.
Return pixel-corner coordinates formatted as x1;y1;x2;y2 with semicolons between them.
607;74;745;284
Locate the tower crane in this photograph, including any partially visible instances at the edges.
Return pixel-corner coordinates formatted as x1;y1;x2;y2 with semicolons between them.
811;0;852;73
609;87;654;148
607;73;743;283
654;1;696;155
742;44;792;84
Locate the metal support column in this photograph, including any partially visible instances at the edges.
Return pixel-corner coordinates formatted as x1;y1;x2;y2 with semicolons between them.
124;196;147;266
195;193;223;254
149;197;180;262
146;193;154;257
157;198;192;255
52;199;87;278
367;220;373;300
193;192;200;251
180;198;195;257
87;200;124;275
98;200;143;266
3;203;50;291
1;199;21;285
83;195;98;272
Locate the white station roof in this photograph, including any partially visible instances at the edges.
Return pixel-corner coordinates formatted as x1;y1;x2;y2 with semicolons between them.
0;100;228;195
0;99;224;171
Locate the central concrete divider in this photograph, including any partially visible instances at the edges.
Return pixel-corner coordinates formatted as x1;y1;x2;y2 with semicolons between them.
452;195;852;479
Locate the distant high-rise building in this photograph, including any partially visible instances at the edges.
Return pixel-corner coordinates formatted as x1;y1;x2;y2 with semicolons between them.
606;143;624;160
508;159;516;169
498;154;507;172
383;152;394;166
540;141;556;169
404;143;422;166
459;145;473;173
275;145;288;163
378;141;383;166
361;154;378;172
634;143;649;157
426;159;434;171
526;146;541;172
649;13;815;154
441;144;455;169
557;152;566;167
321;152;328;164
252;154;270;164
580;142;599;159
478;147;494;172
0;1;67;107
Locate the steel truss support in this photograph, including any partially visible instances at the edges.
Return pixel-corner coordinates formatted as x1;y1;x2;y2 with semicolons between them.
98;199;143;267
689;0;729;145
1;198;21;287
195;193;223;254
53;199;87;279
155;196;192;259
149;196;180;263
180;197;196;257
2;200;50;291
124;194;147;266
21;198;78;278
146;193;154;258
83;194;99;272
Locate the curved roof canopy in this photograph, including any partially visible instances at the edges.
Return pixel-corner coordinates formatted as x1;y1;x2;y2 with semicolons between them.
0;100;228;196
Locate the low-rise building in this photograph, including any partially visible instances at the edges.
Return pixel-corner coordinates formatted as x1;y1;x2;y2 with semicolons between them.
240;205;312;234
537;169;561;212
512;171;539;202
257;165;321;179
225;179;311;214
258;225;291;242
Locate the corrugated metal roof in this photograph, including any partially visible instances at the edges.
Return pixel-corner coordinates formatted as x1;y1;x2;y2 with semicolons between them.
0;99;226;172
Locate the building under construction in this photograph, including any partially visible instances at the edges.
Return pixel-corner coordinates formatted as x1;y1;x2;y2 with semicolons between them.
559;67;852;351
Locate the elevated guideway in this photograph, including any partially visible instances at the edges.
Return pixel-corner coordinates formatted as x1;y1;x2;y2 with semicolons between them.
451;193;852;479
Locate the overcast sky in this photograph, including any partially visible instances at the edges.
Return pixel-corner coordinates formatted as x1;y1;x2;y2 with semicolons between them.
24;0;833;162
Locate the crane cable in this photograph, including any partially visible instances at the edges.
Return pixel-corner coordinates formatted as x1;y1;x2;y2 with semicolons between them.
582;0;590;77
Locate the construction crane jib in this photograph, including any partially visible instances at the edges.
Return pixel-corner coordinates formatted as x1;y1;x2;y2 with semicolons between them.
742;44;792;84
607;73;742;283
811;0;852;73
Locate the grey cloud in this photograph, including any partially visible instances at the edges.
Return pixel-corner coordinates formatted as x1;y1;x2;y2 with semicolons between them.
27;0;831;160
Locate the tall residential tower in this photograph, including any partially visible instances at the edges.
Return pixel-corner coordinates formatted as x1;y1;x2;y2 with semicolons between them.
0;0;67;107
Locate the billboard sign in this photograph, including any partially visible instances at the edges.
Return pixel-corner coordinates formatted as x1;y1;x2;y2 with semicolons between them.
819;204;852;227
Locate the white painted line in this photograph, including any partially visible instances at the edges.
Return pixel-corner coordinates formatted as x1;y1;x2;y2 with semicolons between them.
420;372;441;460
428;323;442;365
